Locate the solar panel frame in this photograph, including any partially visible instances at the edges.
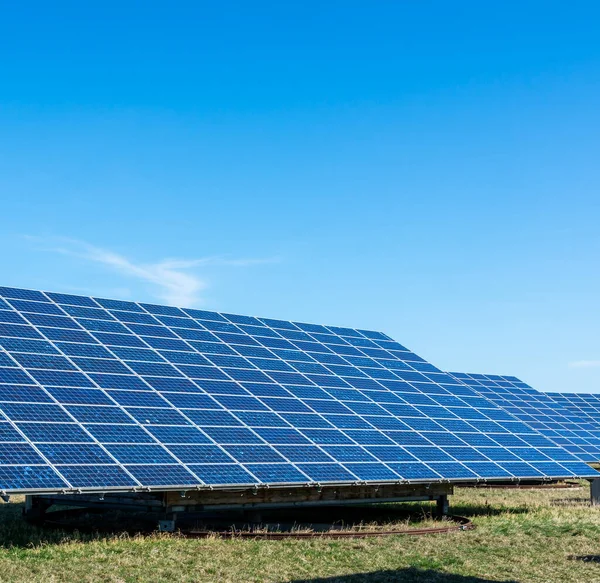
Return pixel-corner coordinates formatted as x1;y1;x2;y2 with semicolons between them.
0;286;597;494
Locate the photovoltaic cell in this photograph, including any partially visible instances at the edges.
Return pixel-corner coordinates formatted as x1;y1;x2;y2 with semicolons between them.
0;285;596;494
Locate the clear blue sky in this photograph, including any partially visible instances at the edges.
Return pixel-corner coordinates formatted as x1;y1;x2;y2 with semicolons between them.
1;2;599;392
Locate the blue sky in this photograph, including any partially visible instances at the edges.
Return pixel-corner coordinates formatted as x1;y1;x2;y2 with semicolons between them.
1;2;599;392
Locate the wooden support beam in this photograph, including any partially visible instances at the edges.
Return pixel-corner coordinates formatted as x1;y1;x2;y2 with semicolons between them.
27;483;454;515
164;483;453;509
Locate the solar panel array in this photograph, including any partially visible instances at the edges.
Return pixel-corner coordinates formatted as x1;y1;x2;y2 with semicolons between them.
546;392;600;434
0;286;596;494
449;373;600;463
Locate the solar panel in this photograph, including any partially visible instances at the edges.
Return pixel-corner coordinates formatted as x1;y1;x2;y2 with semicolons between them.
0;285;596;494
449;373;600;463
546;392;600;434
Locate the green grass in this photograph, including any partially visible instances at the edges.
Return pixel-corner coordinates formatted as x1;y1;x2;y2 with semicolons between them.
1;483;600;582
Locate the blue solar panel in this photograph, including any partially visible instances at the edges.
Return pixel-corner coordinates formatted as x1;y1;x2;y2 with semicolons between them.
190;464;256;484
127;464;202;486
104;444;177;464
168;444;232;464
449;372;600;463
245;463;308;483
296;463;356;481
546;392;600;437
223;444;285;463
0;465;68;489
146;425;211;444
0;285;596;494
84;424;154;444
275;445;330;462
59;465;138;487
388;462;441;480
37;443;114;464
0;443;45;464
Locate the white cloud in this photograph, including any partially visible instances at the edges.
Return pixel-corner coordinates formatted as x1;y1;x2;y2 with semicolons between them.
25;236;277;307
568;360;600;369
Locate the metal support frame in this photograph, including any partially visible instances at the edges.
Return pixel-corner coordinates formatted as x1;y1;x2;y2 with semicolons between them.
23;495;53;522
590;478;600;506
436;494;449;518
158;514;177;533
23;483;454;528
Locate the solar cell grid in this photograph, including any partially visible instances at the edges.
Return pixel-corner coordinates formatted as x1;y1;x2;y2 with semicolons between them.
0;285;596;494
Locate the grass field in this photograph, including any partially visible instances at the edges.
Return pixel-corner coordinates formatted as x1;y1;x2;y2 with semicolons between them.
1;483;599;582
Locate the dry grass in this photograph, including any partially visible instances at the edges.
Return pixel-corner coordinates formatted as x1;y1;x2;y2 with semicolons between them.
0;483;599;582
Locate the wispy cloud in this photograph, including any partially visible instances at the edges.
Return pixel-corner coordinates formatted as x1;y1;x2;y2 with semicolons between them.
25;236;277;307
568;360;600;369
